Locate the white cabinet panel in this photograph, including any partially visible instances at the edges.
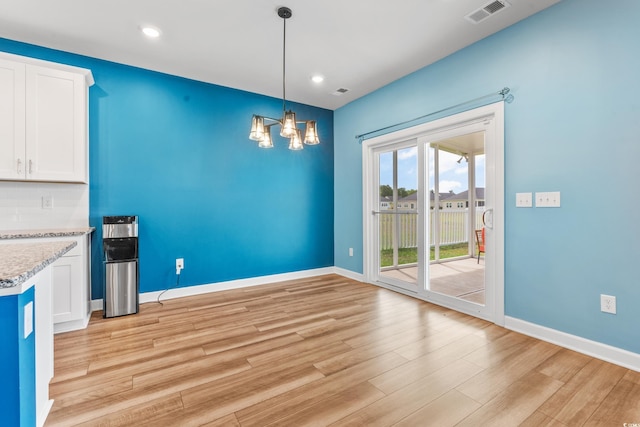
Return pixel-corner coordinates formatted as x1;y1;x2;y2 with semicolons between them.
26;66;87;182
52;254;82;323
0;58;26;180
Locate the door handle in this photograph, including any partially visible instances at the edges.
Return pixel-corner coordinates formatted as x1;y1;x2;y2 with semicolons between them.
29;159;33;175
483;208;494;229
16;158;22;174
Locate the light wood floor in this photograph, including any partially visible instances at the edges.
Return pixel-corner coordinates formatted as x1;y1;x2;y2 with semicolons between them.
45;274;640;426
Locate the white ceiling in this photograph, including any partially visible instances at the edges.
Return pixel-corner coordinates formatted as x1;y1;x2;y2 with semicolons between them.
0;0;560;110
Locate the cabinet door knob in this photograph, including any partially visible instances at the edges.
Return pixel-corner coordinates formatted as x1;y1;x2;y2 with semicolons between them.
17;158;22;174
29;159;33;174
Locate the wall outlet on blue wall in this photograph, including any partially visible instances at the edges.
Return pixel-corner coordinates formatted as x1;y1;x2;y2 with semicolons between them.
600;294;616;314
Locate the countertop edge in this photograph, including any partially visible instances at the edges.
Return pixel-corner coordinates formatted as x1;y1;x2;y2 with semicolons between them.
0;227;95;240
0;241;78;296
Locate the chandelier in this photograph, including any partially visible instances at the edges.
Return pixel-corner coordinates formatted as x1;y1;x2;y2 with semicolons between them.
249;6;320;150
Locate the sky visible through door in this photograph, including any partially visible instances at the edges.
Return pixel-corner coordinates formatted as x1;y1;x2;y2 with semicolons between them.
379;146;485;193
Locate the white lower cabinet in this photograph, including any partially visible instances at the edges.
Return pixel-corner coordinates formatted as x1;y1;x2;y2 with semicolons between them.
1;233;92;333
51;248;85;325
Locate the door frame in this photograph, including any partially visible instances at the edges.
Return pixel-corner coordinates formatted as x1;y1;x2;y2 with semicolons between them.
362;102;504;326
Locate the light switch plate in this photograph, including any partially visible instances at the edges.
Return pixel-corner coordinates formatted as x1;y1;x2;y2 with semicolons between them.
536;191;561;208
516;192;532;207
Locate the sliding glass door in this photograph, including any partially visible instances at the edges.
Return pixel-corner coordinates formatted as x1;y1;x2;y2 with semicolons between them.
363;103;504;323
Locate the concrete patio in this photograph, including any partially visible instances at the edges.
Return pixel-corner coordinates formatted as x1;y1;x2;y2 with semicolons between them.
380;256;485;304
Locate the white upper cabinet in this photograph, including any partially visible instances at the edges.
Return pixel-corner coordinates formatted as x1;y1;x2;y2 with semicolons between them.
0;53;93;183
0;58;26;180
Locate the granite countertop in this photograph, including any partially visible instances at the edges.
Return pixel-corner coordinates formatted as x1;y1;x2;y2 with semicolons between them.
0;241;77;290
0;227;95;240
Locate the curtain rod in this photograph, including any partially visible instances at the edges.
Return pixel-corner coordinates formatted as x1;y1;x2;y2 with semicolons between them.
355;87;514;143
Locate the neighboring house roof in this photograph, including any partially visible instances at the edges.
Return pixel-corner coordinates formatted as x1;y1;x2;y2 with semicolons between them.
399;192;418;202
430;190;454;201
445;188;485;201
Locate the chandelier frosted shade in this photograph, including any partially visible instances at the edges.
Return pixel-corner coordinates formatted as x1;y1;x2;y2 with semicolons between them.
258;126;273;148
249;115;265;141
304;121;319;145
288;129;303;150
280;111;297;138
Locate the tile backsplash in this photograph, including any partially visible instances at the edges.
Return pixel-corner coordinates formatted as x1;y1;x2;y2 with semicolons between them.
0;181;89;230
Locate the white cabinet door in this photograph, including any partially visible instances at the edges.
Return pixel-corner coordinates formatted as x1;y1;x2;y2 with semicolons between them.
26;65;87;183
0;58;26;180
52;254;83;323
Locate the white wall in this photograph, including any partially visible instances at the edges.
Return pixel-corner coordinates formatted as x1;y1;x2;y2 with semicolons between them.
0;182;88;229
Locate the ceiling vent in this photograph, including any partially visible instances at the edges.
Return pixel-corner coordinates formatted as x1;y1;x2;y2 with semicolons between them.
465;0;510;24
331;88;349;96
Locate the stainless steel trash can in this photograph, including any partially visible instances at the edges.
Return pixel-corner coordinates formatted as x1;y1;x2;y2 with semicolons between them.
103;216;139;317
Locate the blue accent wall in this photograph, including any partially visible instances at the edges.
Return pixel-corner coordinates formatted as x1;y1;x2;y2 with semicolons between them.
334;0;640;354
0;39;334;299
0;288;36;427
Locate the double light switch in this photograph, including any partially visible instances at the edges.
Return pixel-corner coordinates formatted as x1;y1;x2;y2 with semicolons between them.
516;191;561;208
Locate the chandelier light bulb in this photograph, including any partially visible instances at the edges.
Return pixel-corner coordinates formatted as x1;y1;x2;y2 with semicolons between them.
288;129;304;150
304;121;320;145
249;115;265;141
280;111;297;138
258;126;274;148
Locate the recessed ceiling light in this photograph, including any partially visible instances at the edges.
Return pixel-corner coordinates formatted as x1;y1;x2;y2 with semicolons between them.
141;26;161;38
311;75;325;84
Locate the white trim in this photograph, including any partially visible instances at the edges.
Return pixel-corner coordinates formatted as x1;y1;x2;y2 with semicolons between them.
91;267;336;308
333;267;365;282
37;399;54;427
0;51;95;86
90;299;103;312
53;316;90;334
505;316;640;372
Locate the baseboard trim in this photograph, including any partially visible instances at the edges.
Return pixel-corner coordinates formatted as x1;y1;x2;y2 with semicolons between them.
505;316;640;372
332;267;364;282
91;266;337;308
54;315;91;334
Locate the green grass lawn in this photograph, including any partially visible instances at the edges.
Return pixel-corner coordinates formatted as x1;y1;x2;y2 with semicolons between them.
380;243;470;267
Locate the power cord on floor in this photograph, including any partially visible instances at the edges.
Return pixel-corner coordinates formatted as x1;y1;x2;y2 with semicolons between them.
157;273;180;306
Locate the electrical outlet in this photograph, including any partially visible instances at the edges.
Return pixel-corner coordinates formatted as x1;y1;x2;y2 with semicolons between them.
600;294;616;314
176;258;184;274
349;248;354;257
42;195;53;209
